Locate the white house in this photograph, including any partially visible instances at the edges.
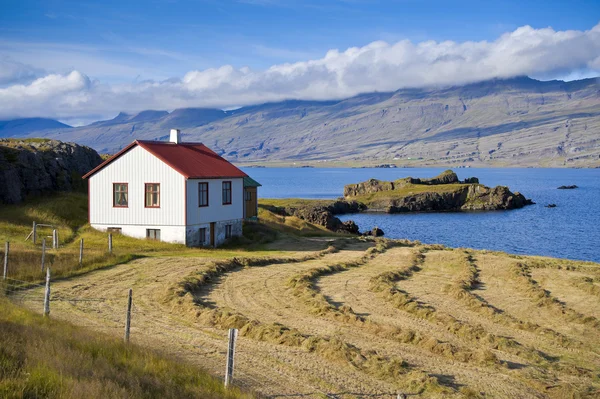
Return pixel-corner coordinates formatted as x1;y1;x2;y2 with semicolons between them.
83;129;259;247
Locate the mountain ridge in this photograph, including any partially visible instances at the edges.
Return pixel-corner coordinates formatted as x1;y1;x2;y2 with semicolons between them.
5;76;600;167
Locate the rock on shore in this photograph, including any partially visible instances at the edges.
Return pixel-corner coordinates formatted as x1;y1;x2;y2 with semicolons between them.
261;200;365;234
0;138;103;204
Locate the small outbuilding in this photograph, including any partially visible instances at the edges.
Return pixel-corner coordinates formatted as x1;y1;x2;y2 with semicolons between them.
243;176;261;219
83;129;260;247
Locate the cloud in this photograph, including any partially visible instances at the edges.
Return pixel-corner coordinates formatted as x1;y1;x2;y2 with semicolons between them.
0;22;599;120
0;57;43;86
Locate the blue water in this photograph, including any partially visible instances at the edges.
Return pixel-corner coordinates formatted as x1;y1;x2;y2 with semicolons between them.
242;167;600;262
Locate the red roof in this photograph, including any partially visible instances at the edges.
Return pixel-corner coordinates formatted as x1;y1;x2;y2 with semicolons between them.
83;140;247;179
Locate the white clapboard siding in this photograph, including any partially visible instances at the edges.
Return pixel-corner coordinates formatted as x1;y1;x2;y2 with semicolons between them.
186;178;244;226
89;145;185;227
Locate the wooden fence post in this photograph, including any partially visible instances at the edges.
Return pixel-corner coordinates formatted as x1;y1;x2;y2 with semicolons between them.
224;328;238;388
43;268;51;317
41;238;46;272
52;229;58;249
3;241;8;280
108;233;113;255
124;288;132;343
79;238;84;266
32;221;37;245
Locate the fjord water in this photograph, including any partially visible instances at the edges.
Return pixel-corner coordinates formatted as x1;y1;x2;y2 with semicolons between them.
242;167;600;262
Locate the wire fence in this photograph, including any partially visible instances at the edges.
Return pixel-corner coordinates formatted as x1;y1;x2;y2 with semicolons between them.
0;277;373;399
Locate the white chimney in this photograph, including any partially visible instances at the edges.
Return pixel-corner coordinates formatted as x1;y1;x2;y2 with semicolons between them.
170;128;181;144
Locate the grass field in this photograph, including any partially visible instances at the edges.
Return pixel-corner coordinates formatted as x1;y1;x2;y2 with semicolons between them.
2;193;600;398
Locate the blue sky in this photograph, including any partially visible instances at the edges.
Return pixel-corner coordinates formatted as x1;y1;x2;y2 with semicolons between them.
0;0;599;123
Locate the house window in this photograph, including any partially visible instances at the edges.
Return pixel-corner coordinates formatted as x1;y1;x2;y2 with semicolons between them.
225;224;232;239
222;181;232;205
198;182;209;207
199;228;207;244
113;183;128;207
145;183;160;208
245;191;252;201
146;229;161;240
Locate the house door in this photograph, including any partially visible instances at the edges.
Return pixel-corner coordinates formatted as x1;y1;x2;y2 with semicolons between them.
210;222;216;247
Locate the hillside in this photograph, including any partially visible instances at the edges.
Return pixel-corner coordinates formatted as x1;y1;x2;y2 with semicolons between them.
9;76;600;167
0;138;102;204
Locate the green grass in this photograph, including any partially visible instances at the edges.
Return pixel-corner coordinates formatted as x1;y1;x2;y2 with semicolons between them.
0;296;253;399
0;193;336;284
259;198;337;209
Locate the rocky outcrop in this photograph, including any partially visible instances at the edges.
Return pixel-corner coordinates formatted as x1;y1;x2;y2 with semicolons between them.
0;138;103;204
262;200;365;234
343;170;479;197
345;170;533;213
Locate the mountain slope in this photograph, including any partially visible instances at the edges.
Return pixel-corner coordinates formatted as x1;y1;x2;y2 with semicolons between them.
16;76;600;167
0;118;71;137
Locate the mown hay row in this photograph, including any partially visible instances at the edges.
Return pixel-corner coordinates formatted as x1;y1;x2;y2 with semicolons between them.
510;262;600;330
169;240;456;397
367;248;563;369
443;252;595;380
286;243;498;366
443;252;583;350
570;276;600;298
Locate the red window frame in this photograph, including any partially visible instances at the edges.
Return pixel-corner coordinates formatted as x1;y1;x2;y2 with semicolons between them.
198;182;209;207
113;183;129;208
222;181;232;205
144;183;160;208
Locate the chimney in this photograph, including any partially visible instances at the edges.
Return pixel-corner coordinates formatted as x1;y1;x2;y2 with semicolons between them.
169;128;181;144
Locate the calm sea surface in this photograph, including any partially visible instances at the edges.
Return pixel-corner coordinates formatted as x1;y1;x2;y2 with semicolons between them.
241;167;600;262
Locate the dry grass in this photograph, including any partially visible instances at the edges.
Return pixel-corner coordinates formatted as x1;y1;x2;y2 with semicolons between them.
286;241;498;367
0;296;252;399
168;246;456;396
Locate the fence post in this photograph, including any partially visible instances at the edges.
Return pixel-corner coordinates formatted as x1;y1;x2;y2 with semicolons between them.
124;288;132;343
79;238;84;266
108;233;113;255
43;268;51;317
224;328;238;388
32;221;37;245
41;238;46;272
52;229;58;249
3;241;8;280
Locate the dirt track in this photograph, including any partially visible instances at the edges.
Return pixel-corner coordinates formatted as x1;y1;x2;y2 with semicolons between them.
18;239;600;398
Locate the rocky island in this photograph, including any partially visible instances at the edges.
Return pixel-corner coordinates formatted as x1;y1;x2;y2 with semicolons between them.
260;170;534;235
343;170;534;213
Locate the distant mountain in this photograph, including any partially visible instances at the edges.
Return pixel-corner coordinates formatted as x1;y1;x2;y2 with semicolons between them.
0;118;71;137
10;76;600;167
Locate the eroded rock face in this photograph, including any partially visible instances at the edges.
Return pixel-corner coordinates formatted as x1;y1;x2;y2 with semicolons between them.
462;185;534;210
0;139;103;204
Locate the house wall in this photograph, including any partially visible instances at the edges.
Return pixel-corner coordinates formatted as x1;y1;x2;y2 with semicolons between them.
89;145;186;243
185;178;244;224
185;178;244;246
93;224;186;244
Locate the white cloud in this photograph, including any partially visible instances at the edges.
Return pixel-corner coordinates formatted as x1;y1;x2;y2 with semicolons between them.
0;22;599;120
